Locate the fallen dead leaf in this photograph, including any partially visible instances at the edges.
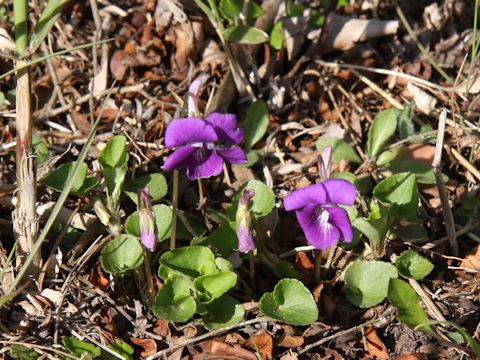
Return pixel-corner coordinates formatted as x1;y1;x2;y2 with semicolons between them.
89;262;110;292
199;340;257;360
152;319;170;337
130;337;157;357
364;326;389;359
295;252;314;285
396;354;428;360
399;144;436;165
459;245;480;271
244;332;273;359
277;333;304;348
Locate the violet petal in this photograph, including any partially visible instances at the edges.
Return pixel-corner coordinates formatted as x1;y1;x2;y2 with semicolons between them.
162;146;196;171
217;146;247;164
295;204;340;249
322;179;357;206
164;118;218;148
185;148;224;180
325;206;354;243
205;112;244;144
237;223;255;253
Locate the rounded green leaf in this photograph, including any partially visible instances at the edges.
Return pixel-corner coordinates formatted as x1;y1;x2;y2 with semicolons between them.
245;99;269;149
202;295;245;330
101;235;144;275
194;271;237;304
376;146;401;167
223;25;269;44
153;276;196;322
245;180;275;217
259;279;318;326
396;250;434;280
40;161;87;194
124;173;168;204
387;278;433;333
344;260;398;308
373;172;419;216
158;245;218;280
387;159;447;184
367;108;398;158
125;204;172;242
208;222;237;257
99;135;128;168
316;137;361;164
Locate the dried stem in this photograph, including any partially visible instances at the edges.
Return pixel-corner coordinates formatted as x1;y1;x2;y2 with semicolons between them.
249;251;256;299
170;170;179;250
314;249;322;283
432;109;458;256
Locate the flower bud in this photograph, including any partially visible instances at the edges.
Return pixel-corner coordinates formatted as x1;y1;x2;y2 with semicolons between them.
236;189;255;253
318;145;332;182
138;187;157;252
187;74;209;117
93;198;110;226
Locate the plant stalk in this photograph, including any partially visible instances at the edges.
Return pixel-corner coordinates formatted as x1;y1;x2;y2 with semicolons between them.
170;170;179;250
13;0;40;279
314;250;322;283
249;251;256;299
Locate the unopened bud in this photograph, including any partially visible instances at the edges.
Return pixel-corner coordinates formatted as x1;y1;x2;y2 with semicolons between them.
236;189;255;253
318;145;332;182
138;187;157;252
93;198;110;226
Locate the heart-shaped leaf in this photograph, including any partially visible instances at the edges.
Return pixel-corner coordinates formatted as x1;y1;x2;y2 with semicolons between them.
245;180;275;218
202;295;245;330
124;173;168;204
344;260;398;308
125;204;172;242
259;279;318;326
158;246;218;280
41;161;98;195
101;234;144;274
194;271;237;304
373;172;419;217
396;250;434;280
153;276;196;322
245;99;269;150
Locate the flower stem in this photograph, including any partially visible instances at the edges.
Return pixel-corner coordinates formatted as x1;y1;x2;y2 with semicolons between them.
322;245;337;279
170;170;179;250
314;250;322;283
143;248;155;303
197;178;206;209
249;251;256;299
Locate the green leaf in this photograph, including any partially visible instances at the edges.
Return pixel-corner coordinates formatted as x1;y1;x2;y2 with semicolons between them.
223;25;269;44
387;159;447;184
286;0;305;16
125;204;173;242
398;103;415;139
352;207;389;254
245;180;275;217
124;173;168;204
99;135;129;207
9;345;39;360
270;21;284;50
396;250;434;280
259;278;318;325
194;270;237;304
208;222;237;257
28;0;66;55
393;222;428;242
344;260;398;308
41;161;87;194
387;278;433;333
62;337;101;357
444;324;480;357
102;342;134;360
373;172;419;217
158;245;218;280
202;295;245;330
246;1;264;19
274;260;301;280
245;99;269;149
100;234;144;275
219;0;243;20
33;134;49;164
153;276;196;322
367;108;398;158
376;146;401;167
316;137;361;164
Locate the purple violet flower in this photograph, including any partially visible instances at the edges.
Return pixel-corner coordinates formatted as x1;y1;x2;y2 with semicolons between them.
138;187;158;252
162;113;247;180
236;189;255;253
284;179;356;249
